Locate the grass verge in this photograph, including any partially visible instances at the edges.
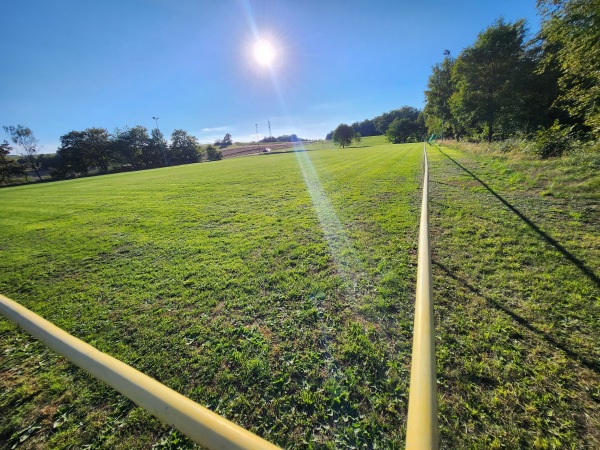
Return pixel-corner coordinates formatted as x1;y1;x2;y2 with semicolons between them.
430;143;600;448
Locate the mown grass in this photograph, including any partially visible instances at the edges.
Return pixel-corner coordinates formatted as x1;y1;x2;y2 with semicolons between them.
2;137;598;449
0;138;423;449
430;143;600;448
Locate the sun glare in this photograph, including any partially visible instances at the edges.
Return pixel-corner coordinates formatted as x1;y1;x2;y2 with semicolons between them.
253;39;276;67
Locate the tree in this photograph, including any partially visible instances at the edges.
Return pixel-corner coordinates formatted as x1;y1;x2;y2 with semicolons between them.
56;128;113;175
169;129;200;165
386;118;417;143
332;123;354;148
36;153;60;172
351;119;378;137
149;128;169;167
0;141;25;184
538;0;600;137
373;107;421;135
450;19;531;142
205;144;222;161
354;131;362;146
3;125;42;180
219;133;232;148
84;128;112;172
113;126;151;169
424;55;457;138
56;130;90;176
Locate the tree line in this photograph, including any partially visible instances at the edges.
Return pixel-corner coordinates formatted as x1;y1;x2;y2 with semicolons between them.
1;125;224;185
260;134;307;143
327;106;427;147
424;0;599;156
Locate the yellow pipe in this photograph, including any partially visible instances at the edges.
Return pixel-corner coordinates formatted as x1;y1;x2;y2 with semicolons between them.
0;293;281;450
405;143;439;449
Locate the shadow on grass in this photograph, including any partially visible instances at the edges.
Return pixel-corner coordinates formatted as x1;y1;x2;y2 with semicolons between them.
434;146;600;289
433;260;600;375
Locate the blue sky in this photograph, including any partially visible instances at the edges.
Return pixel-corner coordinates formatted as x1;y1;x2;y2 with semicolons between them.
1;0;541;153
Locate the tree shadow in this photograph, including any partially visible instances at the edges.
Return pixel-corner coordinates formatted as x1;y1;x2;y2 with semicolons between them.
433;260;600;375
433;146;599;288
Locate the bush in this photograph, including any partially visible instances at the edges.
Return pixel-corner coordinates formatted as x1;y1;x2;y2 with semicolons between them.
205;145;222;161
533;121;573;158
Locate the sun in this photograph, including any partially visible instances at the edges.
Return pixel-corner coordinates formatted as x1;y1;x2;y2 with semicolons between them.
253;39;276;67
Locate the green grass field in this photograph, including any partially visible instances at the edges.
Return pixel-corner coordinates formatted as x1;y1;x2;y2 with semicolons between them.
1;137;598;449
0;138;423;449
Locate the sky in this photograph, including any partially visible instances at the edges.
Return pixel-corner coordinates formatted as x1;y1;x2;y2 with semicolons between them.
1;0;541;153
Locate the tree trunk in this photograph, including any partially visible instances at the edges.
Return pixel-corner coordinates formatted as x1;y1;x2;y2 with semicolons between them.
29;155;42;181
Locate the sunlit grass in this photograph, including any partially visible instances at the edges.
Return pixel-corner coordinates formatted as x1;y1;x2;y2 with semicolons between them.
1;137;597;448
429;144;600;448
0;138;422;448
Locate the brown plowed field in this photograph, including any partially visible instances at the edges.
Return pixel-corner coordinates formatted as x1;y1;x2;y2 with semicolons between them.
220;141;313;159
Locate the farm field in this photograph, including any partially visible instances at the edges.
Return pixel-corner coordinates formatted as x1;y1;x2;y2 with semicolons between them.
1;137;599;449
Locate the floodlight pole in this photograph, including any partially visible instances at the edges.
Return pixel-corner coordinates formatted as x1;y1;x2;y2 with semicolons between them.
152;116;169;167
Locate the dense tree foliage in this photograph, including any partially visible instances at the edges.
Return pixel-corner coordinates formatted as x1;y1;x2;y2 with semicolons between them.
150;128;169;167
0;141;24;184
350;119;377;137
374;107;421;135
56;128;113;176
169;129;200;165
0;124;219;183
386;118;422;144
260;134;303;143
326;106;426;142
451;19;533;142
424;0;600;147
424;55;457;139
538;0;600;136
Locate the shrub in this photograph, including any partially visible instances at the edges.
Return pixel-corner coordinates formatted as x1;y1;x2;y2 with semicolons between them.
205;145;222;161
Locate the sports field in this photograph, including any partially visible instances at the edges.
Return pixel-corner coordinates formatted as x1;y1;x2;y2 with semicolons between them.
1;137;598;448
